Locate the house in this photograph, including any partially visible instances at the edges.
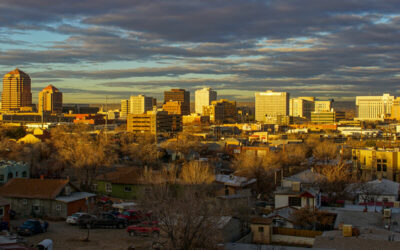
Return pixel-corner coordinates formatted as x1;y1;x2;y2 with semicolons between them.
249;217;273;244
0;160;29;185
264;206;298;229
0;197;10;223
214;174;256;198
94;167;150;200
0;178;96;218
346;178;400;206
274;169;324;209
17;134;41;144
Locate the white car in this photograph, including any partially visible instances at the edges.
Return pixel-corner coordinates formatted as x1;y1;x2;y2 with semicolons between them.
66;212;86;225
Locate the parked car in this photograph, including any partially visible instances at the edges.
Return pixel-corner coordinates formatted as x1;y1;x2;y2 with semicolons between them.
66;212;88;225
126;222;160;237
17;219;48;236
78;213;127;229
117;210;149;224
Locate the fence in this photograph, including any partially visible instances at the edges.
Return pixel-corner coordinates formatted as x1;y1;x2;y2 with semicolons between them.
273;227;323;238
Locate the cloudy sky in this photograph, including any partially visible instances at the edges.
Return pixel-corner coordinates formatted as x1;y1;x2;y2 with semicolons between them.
1;0;399;103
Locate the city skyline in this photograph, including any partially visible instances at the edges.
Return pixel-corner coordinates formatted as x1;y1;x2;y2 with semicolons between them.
0;1;399;103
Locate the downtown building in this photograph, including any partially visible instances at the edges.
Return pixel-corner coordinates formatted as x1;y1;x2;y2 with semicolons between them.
289;97;315;119
126;110;182;135
356;94;394;121
1;68;32;112
203;99;236;124
38;85;63;114
195;87;217;114
120;95;156;118
164;89;190;115
255;90;289;122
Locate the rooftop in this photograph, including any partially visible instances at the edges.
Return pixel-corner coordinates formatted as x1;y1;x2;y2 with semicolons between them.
215;174;256;187
285;169;326;184
0;178;69;199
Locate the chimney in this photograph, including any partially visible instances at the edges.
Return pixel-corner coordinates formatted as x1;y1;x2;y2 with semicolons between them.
40;175;44;180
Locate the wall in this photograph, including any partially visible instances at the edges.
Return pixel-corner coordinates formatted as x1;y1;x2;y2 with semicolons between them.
271;234;315;246
9;198;68;218
95;181;142;200
250;224;271;244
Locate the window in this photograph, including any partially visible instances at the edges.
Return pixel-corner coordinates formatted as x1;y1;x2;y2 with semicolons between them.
258;226;264;232
22;199;28;206
56;204;62;211
0;175;4;182
92;184;97;191
377;165;381;171
15;171;18;177
22;171;27;178
124;186;132;192
106;183;112;193
289;197;302;207
0;207;4;216
383;164;387;172
383;198;389;202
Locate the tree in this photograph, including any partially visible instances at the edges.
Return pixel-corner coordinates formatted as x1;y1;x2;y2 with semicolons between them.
179;161;215;184
317;163;353;202
290;208;317;229
51;125;117;189
312;140;339;163
140;184;224;250
160;133;204;161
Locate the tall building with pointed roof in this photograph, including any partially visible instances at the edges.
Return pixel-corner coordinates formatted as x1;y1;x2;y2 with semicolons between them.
1;68;32;111
38;84;63;114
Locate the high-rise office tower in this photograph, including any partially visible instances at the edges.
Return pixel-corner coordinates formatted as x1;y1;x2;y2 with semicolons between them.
289;97;315;119
314;100;333;113
356;94;394;121
255;90;289;122
164;89;190;115
1;68;32;111
129;95;156;115
195;87;217;114
120;99;130;118
38;85;63;114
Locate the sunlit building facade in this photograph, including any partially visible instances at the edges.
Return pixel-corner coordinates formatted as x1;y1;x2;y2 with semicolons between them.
38;85;62;114
255;90;289;122
1;68;32;112
164;89;190;115
195;87;217;114
356;94;394;121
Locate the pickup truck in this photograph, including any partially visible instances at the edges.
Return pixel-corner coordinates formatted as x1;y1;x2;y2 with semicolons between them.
117;210;152;224
17;219;49;236
78;213;127;229
127;221;160;237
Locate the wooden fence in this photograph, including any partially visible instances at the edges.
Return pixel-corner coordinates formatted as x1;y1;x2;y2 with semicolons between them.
273;227;323;238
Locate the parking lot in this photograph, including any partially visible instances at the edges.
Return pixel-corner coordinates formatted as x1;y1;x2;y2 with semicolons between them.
10;220;155;250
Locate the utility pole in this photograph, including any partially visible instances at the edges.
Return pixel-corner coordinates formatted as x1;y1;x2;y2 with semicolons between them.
105;96;108;143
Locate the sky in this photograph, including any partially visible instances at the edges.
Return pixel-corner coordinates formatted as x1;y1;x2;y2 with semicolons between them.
0;0;399;104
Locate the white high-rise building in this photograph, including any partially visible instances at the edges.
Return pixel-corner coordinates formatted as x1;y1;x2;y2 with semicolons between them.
356;94;394;121
289;97;315;119
129;95;156;115
314;100;332;112
255;90;289;122
195;87;217;114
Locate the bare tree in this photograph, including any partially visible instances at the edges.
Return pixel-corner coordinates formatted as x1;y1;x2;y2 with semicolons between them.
312;140;339;163
140;184;224;250
317;163;353;202
179;161;215;184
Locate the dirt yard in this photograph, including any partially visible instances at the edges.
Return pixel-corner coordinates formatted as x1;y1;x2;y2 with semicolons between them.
9;220;155;250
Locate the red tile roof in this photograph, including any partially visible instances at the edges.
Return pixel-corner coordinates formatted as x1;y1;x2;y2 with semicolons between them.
0;178;69;200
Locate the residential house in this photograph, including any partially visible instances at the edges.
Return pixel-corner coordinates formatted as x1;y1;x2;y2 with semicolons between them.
274;169;324;209
215;174;256;198
0;160;29;185
264;206;298;229
250;217;273;244
0;178;96;218
0;197;10;223
94;168;150;200
346;178;400;206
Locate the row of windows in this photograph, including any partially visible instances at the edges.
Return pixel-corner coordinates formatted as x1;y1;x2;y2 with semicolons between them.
0;171;28;181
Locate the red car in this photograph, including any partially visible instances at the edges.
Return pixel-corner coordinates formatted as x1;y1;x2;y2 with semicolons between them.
117;210;152;224
126;222;160;237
